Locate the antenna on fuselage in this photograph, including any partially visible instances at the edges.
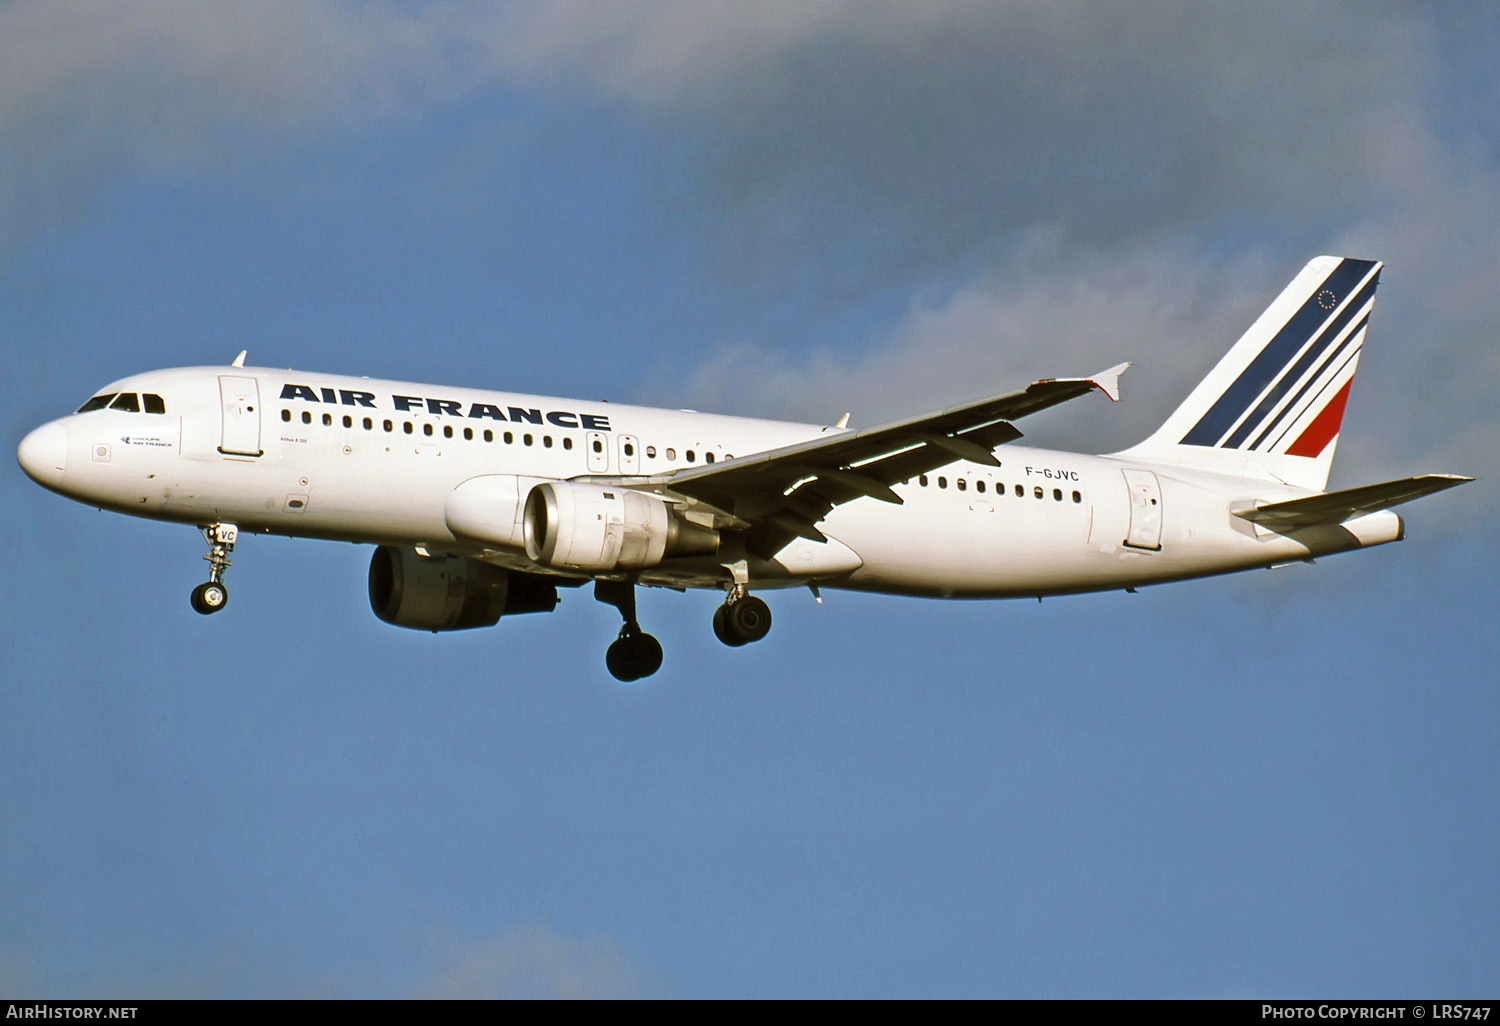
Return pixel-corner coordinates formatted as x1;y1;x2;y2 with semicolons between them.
231;351;247;368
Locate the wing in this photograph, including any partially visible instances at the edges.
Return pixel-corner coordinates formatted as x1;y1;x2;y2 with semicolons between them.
1232;473;1472;531
645;364;1129;557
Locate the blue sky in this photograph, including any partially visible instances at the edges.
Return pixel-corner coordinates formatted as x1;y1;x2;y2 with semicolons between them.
2;1;1496;998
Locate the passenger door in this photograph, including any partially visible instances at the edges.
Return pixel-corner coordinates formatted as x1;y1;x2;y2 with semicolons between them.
1121;469;1163;550
218;375;262;457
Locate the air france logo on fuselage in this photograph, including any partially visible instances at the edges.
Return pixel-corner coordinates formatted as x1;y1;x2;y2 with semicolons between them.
278;383;611;431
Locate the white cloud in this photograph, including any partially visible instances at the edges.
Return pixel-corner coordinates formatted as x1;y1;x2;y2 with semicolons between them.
412;924;649;999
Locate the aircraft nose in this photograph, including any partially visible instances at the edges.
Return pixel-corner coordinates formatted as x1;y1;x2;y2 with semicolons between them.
18;422;68;489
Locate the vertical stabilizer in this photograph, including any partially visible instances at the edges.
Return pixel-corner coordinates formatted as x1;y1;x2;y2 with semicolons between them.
1118;256;1381;491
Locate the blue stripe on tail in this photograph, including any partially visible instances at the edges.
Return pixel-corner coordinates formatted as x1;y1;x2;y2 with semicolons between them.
1225;275;1379;449
1180;258;1378;447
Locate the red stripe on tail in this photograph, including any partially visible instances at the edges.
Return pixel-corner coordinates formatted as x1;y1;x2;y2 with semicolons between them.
1286;379;1352;458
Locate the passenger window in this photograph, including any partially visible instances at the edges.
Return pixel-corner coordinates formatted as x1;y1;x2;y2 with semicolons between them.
705;452;715;463
1014;484;1024;498
524;433;533;446
383;420;393;432
343;415;353;428
364;418;373;430
686;450;696;462
544;435;553;448
624;442;635;457
957;478;967;491
504;431;514;444
919;474;929;487
484;429;494;442
646;445;657;458
938;476;947;489
110;393;140;412
423;423;433;436
666;448;676;460
1034;486;1043;499
302;411;312;425
592;439;603;453
976;480;985;493
323;413;333;427
463;427;473;440
76;394;117;413
143;393;166;414
444;425;453;439
281;409;292;422
403;422;413;435
1053;488;1062;501
563;437;573;450
1072;490;1082;503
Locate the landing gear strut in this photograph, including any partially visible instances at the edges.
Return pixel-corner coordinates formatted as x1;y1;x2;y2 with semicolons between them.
595;580;663;682
712;584;772;647
190;523;237;615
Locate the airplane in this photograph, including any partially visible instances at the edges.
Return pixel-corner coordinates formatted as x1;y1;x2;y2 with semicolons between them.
17;255;1471;681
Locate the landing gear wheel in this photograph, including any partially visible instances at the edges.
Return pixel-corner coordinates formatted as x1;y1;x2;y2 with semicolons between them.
190;581;228;615
193;523;237;617
712;604;747;647
606;630;664;682
713;594;772;647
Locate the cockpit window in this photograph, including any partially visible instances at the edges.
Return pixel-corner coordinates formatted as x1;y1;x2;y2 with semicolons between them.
143;393;166;414
76;394;117;413
109;393;141;412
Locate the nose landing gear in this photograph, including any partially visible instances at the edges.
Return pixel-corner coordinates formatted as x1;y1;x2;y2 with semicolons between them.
191;523;237;615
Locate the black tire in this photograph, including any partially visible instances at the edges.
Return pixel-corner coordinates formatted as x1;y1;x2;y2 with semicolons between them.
726;595;772;644
190;581;228;615
636;633;663;677
606;632;663;682
712;604;747;647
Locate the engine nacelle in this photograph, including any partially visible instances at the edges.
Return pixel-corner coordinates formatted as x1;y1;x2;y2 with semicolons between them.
444;474;550;550
523;481;718;572
368;546;560;631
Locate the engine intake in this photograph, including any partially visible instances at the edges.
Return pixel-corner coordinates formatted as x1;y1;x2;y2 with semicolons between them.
368;546;559;631
523;481;718;572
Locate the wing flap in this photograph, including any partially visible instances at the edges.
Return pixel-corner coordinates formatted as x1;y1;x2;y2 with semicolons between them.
1233;474;1472;530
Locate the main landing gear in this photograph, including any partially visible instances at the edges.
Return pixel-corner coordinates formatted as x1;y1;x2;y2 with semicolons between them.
593;579;774;682
712;585;772;648
190;523;237;615
595;580;664;683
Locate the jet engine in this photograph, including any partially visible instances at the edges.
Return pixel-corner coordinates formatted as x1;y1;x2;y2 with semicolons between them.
368;545;560;631
523;481;718;572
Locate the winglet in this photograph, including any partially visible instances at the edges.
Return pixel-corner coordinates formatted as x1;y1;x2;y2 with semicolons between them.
834;413;851;430
231;350;247;368
1088;362;1130;402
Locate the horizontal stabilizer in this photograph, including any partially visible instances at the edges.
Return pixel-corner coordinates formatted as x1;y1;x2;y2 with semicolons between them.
1233;474;1472;530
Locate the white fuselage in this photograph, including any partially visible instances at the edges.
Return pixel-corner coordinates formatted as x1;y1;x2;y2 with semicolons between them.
23;365;1404;599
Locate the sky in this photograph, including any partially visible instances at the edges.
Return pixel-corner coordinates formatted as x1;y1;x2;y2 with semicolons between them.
2;0;1497;999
